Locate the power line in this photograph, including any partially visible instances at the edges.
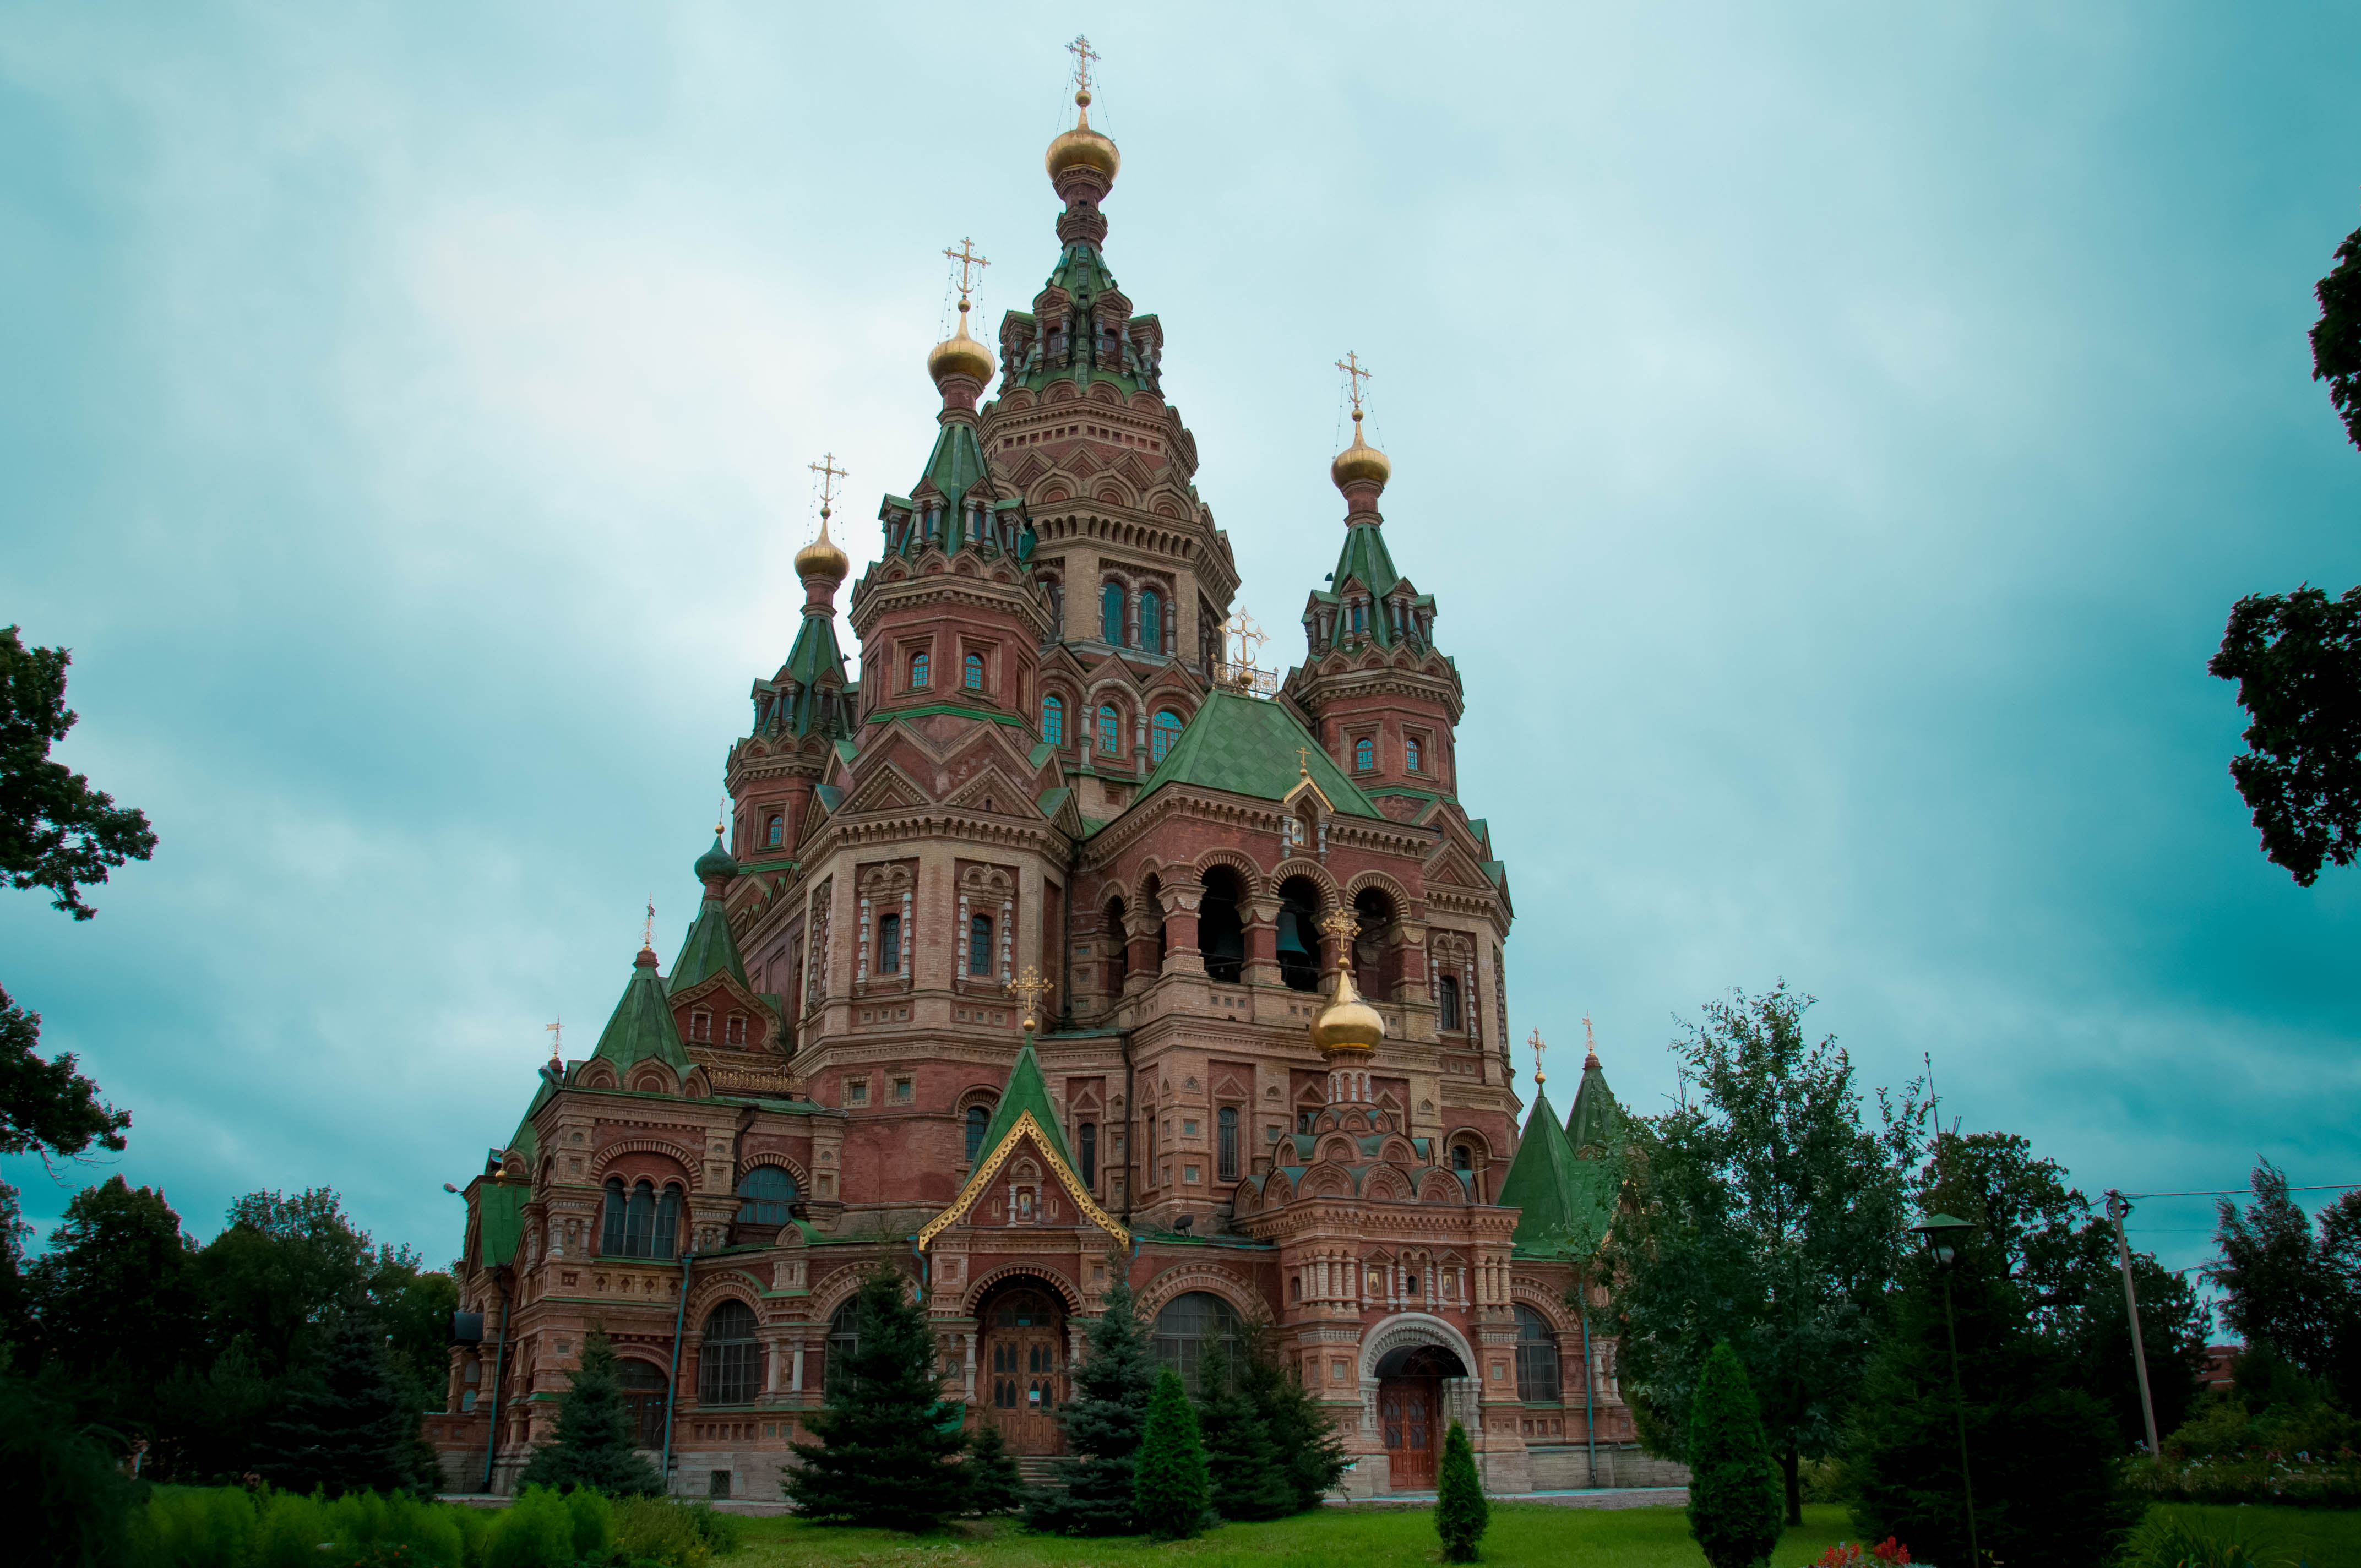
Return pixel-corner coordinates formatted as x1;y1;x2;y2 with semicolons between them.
2117;1183;2361;1200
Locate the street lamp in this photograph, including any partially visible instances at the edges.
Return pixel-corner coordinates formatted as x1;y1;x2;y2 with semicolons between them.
1912;1213;1982;1568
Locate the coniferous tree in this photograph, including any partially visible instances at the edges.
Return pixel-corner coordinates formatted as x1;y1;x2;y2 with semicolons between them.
1434;1419;1488;1562
962;1419;1025;1515
1233;1320;1346;1513
784;1266;970;1530
1024;1278;1155;1535
519;1325;662;1495
1196;1375;1292;1521
1686;1341;1782;1568
257;1311;417;1496
1850;1245;2140;1567
1133;1366;1210;1540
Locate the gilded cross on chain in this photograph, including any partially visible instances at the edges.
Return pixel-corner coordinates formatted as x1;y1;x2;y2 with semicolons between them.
1336;350;1373;417
808;453;846;522
1529;1027;1548;1085
1005;966;1055;1032
943;237;991;309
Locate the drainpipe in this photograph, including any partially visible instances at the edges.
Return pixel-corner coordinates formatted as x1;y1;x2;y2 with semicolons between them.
1118;1029;1136;1226
661;1248;697;1493
480;1277;512;1493
1580;1291;1596;1489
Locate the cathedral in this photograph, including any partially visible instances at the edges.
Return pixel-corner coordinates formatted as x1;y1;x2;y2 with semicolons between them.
429;59;1673;1501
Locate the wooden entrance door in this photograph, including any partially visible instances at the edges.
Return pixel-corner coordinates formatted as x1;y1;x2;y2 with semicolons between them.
1379;1378;1439;1489
980;1287;1067;1455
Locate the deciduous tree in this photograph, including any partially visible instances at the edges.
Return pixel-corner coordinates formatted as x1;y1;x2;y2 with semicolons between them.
2212;1159;2361;1408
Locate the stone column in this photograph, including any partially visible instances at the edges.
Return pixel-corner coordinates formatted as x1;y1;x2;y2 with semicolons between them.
1242;893;1281;987
790;1337;805;1393
1161;884;1204;976
1123;904;1160;995
1392;918;1428;1003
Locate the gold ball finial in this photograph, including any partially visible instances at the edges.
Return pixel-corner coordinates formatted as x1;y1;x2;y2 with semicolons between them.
927;300;997;389
794;511;850;582
1330;410;1392;492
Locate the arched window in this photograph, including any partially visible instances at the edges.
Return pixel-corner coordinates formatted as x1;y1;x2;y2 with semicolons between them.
877;912;901;976
605;1178;679;1260
1105;897;1128;990
652;1185;680;1260
1199;865;1244;983
766;814;783;847
1101;582;1125;644
1406;737;1422;773
1097;704;1120;756
1438;973;1462;1031
1079;1121;1097;1187
1353;737;1375;771
618;1357;669;1447
1150;710;1183;764
969;914;994;977
1042;694;1064;746
1275;877;1323;994
736;1166;796;1227
824;1298;861;1395
601;1178;628;1255
1153;1291;1242;1395
1217;1107;1239;1182
1452;1141;1474;1172
964;652;984;690
966;1103;991;1163
697;1300;759;1406
910;651;929;689
1139;589;1162;652
1514;1304;1561;1402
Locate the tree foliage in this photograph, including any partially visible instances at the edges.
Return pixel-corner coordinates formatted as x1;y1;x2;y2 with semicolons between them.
2315;216;2361;454
518;1325;663;1496
24;1175;203;1419
1851;1240;2140;1567
1024;1277;1156;1535
0;987;129;1164
1686;1342;1782;1568
1133;1365;1210;1540
257;1310;422;1497
962;1419;1025;1515
1603;984;1920;1524
1197;1318;1344;1518
2210;585;2361;885
0;626;155;920
784;1266;971;1530
2212;1158;2361;1408
1434;1418;1489;1563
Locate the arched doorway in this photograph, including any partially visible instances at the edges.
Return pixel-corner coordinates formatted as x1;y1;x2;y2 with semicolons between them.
976;1280;1068;1455
1374;1342;1466;1490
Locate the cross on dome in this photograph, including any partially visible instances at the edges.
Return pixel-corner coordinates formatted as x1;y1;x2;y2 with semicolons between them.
1067;33;1099;102
942;237;990;309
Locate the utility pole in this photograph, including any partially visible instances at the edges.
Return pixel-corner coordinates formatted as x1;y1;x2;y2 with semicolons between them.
2105;1189;2161;1456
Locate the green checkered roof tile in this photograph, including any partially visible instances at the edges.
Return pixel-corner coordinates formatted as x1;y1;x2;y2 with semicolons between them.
1135;690;1385;819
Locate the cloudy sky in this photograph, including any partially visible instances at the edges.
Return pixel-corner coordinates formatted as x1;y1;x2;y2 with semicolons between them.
5;4;2357;1288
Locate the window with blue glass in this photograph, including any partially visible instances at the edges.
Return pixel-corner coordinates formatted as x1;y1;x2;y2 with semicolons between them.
1151;709;1183;765
1098;704;1120;755
1101;582;1125;644
969;913;994;977
1351;601;1366;634
1139;589;1162;652
1354;737;1374;771
910;651;929;689
877;912;901;975
1042;694;1064;745
966;1103;991;1163
735;1165;797;1227
964;652;984;690
1406;737;1422;772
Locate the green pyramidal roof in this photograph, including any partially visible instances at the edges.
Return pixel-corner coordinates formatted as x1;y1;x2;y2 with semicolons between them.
670;894;749;995
970;1037;1075;1170
776;609;850;738
1566;1055;1626;1156
918;418;990;515
591;951;692;1075
1497;1087;1617;1260
1136;689;1386;819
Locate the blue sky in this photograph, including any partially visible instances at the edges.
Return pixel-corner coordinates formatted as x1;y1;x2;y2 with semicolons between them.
4;4;2357;1291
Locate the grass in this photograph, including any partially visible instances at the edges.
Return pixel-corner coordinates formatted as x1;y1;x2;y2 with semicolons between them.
2141;1504;2361;1566
735;1503;1857;1567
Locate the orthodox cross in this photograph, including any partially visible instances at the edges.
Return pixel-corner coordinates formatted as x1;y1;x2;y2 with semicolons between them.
1067;33;1100;100
1529;1027;1547;1084
943;237;990;309
1005;966;1054;1031
1336;350;1373;418
642;897;655;951
807;453;846;523
1297;745;1310;777
1317;906;1358;947
1583;1012;1598;1065
545;1017;563;1065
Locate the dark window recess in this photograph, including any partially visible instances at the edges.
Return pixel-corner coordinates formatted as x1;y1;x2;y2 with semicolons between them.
966;1104;991;1164
1080;1121;1097;1187
698;1300;760;1406
735;1166;796;1226
1199;865;1244;983
1438;973;1462;1031
877;913;901;975
1217;1107;1239;1182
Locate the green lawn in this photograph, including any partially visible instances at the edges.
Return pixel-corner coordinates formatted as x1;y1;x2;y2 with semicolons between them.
736;1502;2361;1567
736;1503;1856;1567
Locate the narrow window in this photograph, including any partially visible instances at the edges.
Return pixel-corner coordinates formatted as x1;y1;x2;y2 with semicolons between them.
910;651;929;689
1139;589;1162;652
969;914;994;977
1217;1107;1239;1182
1101;582;1125;644
1354;737;1374;771
652;1185;681;1260
1351;602;1366;634
964;652;984;690
766;814;783;847
1080;1121;1097;1187
877;912;901;974
1406;737;1422;773
602;1178;628;1255
1097;704;1120;756
1515;1304;1562;1402
1042;694;1064;745
966;1104;989;1163
1151;710;1183;765
1439;973;1462;1031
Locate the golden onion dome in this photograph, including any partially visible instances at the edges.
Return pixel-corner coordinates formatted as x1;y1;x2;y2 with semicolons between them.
1330;409;1392;492
927;302;997;387
1308;964;1386;1055
1045;91;1120;182
794;513;849;581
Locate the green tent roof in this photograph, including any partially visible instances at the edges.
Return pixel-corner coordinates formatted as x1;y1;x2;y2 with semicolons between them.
968;1038;1075;1170
1497;1087;1617;1260
1135;689;1386;819
1566;1054;1626;1156
591;951;691;1075
671;897;749;995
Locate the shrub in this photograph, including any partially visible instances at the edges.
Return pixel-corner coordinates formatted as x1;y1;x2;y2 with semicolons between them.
2123;1509;2294;1568
1132;1366;1211;1540
962;1421;1025;1516
1687;1342;1781;1568
559;1487;612;1561
482;1485;576;1568
0;1370;142;1568
1434;1419;1488;1563
130;1485;259;1568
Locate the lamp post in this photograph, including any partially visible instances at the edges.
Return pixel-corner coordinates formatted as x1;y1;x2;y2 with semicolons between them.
1913;1213;1982;1568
